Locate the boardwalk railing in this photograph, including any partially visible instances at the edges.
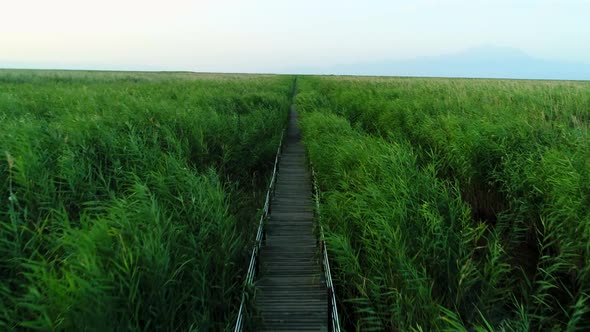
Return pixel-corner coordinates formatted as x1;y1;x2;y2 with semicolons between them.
311;163;342;332
234;129;285;332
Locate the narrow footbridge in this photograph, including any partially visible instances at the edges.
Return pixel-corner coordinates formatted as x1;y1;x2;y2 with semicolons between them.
234;82;340;331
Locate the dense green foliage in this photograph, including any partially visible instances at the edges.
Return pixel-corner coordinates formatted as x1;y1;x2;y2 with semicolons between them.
297;76;590;330
0;70;292;330
3;69;588;331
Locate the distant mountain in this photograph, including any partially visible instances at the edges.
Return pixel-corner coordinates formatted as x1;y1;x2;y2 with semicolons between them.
294;46;590;81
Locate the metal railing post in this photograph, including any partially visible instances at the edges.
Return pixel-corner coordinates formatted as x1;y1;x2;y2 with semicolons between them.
233;128;285;332
310;162;341;332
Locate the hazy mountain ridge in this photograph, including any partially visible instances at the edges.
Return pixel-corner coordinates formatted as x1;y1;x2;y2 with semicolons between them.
294;46;590;80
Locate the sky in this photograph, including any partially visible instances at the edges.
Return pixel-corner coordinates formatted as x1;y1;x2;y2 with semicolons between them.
1;0;589;76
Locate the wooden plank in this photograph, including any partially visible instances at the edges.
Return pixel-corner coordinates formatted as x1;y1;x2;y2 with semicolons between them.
254;104;327;331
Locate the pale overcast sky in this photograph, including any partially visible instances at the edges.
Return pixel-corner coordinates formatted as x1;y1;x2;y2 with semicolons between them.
1;0;589;75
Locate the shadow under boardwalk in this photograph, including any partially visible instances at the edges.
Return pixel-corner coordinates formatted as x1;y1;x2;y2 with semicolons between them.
254;106;328;331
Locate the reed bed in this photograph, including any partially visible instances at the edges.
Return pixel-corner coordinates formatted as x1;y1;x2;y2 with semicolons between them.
0;70;292;330
297;76;590;330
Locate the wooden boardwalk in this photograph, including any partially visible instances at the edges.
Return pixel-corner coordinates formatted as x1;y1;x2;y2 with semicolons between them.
254;105;328;331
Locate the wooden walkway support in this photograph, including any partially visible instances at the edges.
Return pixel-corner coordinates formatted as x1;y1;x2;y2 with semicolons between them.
254;104;328;331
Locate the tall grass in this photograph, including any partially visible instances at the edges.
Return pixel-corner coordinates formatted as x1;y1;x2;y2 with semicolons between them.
297;76;590;330
0;70;292;330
